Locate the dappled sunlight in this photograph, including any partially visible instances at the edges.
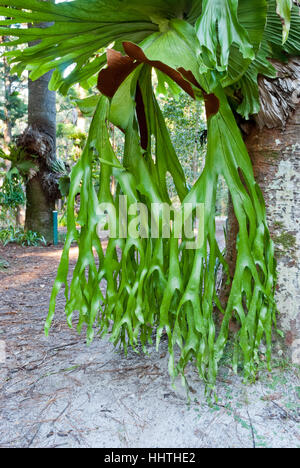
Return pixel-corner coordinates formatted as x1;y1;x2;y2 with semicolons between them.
0;246;79;290
1;271;44;289
19;246;79;260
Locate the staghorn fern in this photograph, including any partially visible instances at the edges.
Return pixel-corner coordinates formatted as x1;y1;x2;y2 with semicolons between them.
1;0;299;390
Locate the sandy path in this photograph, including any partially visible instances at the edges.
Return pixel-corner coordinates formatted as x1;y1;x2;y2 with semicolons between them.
0;243;299;448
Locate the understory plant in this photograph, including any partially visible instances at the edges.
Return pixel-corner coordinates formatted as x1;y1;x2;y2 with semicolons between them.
0;145;39;225
0;258;9;270
1;0;299;390
0;168;25;213
0;226;46;246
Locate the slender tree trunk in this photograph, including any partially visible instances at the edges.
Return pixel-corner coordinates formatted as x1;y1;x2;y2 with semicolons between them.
1;36;12;167
4;60;24;227
3;55;12;152
1;36;23;226
223;58;300;359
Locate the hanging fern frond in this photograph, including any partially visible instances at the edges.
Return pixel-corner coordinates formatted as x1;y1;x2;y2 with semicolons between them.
276;0;293;43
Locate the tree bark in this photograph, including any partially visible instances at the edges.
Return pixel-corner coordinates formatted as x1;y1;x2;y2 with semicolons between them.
223;58;300;359
22;8;58;242
24;69;57;241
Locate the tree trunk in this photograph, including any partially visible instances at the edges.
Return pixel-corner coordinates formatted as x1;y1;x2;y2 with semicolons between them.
24;69;57;241
22;8;58;242
224;58;300;360
25;175;55;237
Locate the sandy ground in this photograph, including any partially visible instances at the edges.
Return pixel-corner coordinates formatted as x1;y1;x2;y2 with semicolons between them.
0;242;299;449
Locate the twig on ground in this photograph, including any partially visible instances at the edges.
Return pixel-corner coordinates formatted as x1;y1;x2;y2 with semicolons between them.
246;408;256;449
48;342;79;353
53;402;71;423
271;401;300;423
27;423;43;448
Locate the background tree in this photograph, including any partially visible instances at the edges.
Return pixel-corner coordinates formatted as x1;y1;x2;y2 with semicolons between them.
246;58;300;353
18;3;58;242
0;36;27;226
0;40;27;152
20;66;57;241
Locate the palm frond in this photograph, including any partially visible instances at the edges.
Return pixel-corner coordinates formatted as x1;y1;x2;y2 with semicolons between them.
0;0;160;93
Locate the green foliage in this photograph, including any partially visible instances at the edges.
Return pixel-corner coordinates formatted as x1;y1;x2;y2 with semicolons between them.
0;226;46;246
276;0;293;43
0;167;25;209
47;85;276;390
234;0;300;117
49;157;71;197
0;56;27;130
0;147;35;225
158;91;206;197
56;88;89;165
0;146;38;177
57;176;70;198
0;257;9;269
196;0;255;71
0;89;27;127
73;95;101;117
1;0;298;119
0;166;25;227
1;0;299;391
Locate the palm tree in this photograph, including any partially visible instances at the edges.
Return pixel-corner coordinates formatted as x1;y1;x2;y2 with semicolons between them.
1;0;299;387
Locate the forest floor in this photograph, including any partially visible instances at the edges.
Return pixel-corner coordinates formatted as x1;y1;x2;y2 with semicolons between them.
0;237;299;448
